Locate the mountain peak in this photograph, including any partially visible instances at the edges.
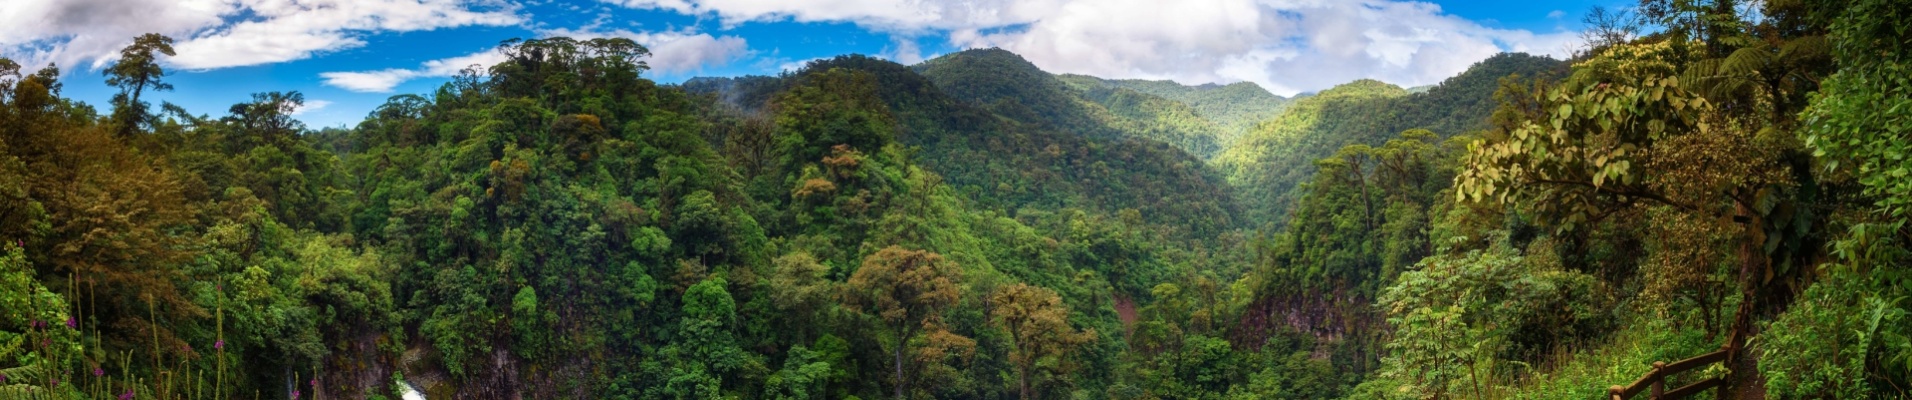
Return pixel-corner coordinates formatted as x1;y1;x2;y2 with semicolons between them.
1316;79;1408;99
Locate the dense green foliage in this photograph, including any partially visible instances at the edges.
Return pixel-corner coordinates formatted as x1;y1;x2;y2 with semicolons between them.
913;49;1226;162
1058;75;1293;147
2;1;1908;397
1219;53;1566;227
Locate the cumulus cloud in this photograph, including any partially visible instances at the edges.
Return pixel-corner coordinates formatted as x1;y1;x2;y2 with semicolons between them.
883;36;930;65
957;0;1582;96
602;0;992;31
320;27;747;92
0;0;520;71
604;0;1583;95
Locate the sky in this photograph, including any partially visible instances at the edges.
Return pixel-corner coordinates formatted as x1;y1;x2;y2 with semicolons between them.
1;0;1631;129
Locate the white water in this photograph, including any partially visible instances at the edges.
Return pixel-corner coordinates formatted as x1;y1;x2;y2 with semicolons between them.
397;378;427;400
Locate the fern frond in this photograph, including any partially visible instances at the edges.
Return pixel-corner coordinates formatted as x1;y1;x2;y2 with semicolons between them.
1779;35;1830;64
0;361;47;383
1722;47;1773;77
0;384;53;400
0;334;21;359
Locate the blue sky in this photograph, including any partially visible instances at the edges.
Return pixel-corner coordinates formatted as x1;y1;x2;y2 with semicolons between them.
3;0;1628;129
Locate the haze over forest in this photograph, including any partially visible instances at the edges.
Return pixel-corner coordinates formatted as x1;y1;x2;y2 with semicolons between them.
1;0;1909;399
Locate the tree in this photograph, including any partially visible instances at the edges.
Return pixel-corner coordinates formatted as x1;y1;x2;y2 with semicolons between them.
770;68;896;171
104;33;175;137
988;283;1095;400
225;91;305;147
840;246;971;399
769;251;834;325
663;276;755;398
1457;41;1797;357
1579;6;1638;52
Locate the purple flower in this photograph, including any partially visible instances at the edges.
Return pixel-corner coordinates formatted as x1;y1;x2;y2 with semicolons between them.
119;389;134;400
311;378;319;387
1;372;7;383
181;344;192;353
94;367;104;377
65;317;76;329
214;340;225;350
49;377;57;387
291;389;301;399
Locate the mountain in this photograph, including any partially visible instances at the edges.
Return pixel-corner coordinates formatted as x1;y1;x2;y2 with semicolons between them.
1216;53;1567;226
688;53;1244;241
912;48;1229;160
1059;75;1293;147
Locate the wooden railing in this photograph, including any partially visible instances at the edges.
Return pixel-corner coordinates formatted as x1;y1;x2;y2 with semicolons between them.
1607;345;1730;400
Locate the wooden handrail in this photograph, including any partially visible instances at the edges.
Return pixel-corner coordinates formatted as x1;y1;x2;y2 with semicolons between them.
1607;346;1730;400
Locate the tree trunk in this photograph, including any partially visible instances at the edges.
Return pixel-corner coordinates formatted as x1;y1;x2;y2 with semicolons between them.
894;328;908;400
1019;365;1033;400
1727;201;1766;366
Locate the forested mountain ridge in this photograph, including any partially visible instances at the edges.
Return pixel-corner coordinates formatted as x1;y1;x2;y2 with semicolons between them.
912;49;1230;161
1057;75;1294;148
1218;53;1566;227
4;0;1911;398
686;53;1244;242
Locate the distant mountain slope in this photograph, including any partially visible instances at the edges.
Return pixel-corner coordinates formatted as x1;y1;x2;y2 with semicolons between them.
1059;75;1293;146
1218;53;1567;227
1063;79;1227;158
685;54;1243;239
912;48;1226;160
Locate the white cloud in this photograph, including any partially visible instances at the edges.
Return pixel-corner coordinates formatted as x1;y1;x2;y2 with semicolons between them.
605;0;1583;96
778;57;826;72
602;0;983;31
535;27;752;75
318;48;504;92
320;27;747;92
1549;10;1567;19
0;0;520;71
883;36;929;65
950;0;1582;96
319;69;420;93
290;99;332;115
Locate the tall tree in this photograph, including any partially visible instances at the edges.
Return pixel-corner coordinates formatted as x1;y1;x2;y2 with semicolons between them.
225;91;306;147
988;283;1095;400
1457;40;1799;357
104;33;175;137
840;246;971;399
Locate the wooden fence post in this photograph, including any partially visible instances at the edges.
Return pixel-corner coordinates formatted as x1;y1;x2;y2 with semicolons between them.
1650;361;1666;399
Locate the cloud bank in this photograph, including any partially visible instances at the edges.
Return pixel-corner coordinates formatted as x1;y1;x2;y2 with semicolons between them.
320;28;749;93
604;0;1582;95
0;0;520;71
